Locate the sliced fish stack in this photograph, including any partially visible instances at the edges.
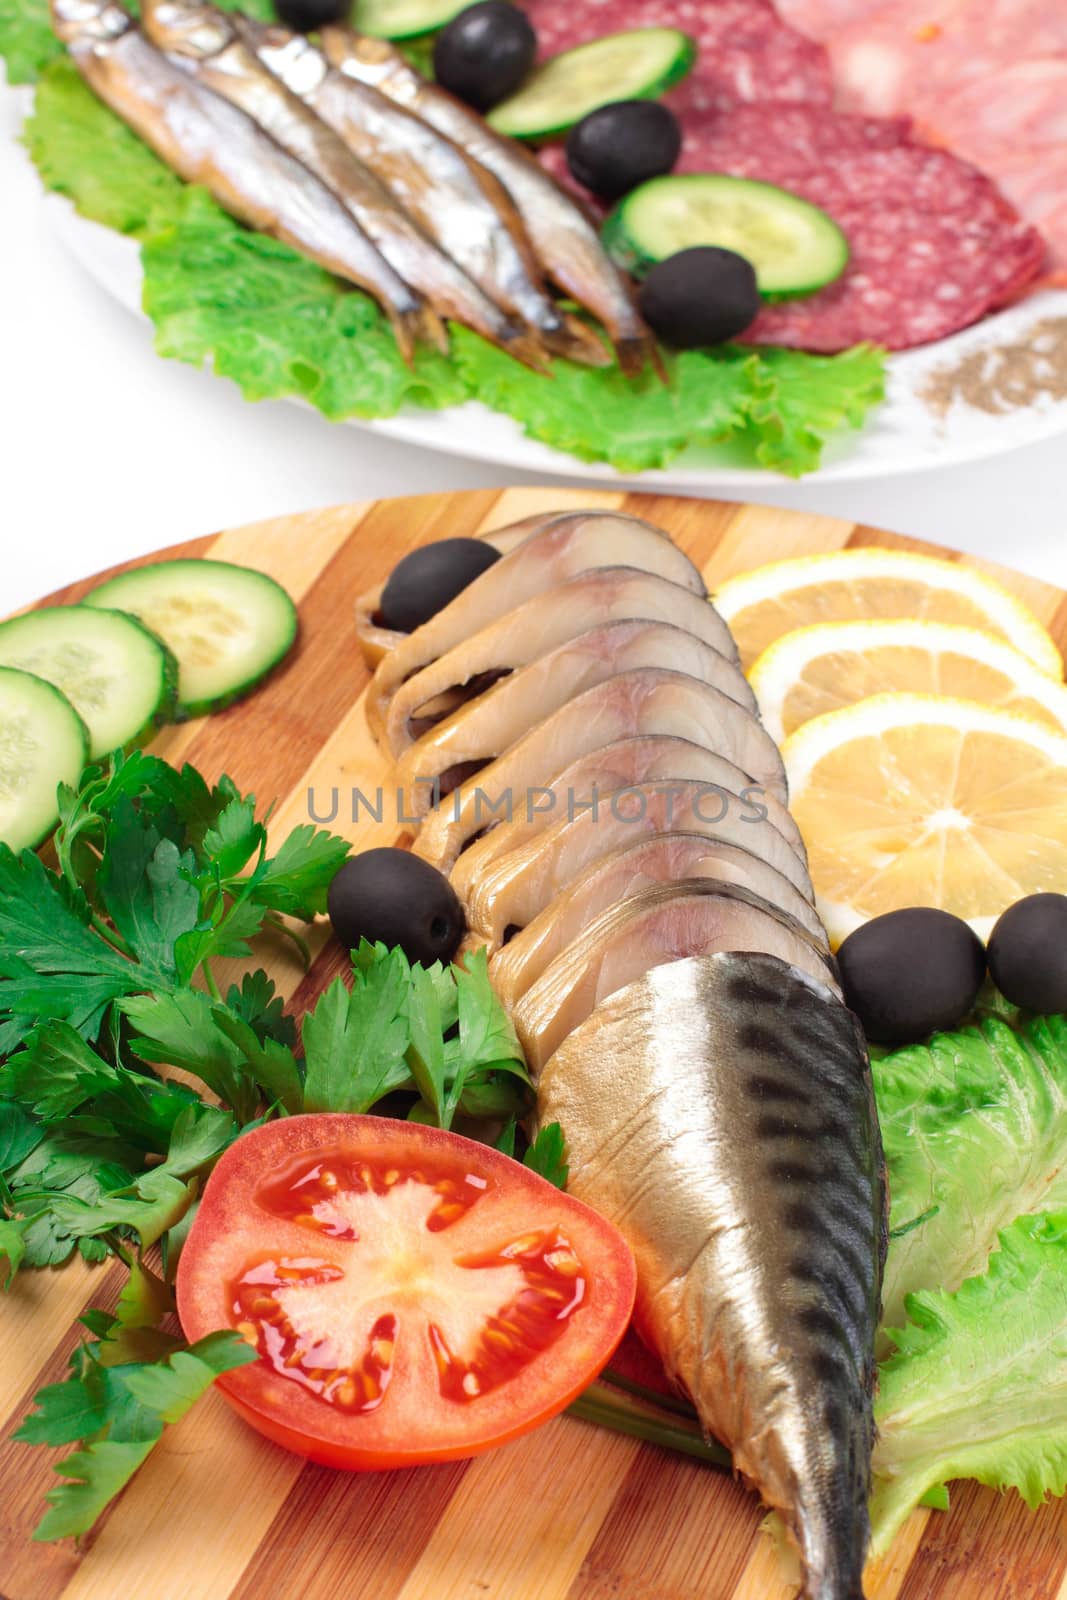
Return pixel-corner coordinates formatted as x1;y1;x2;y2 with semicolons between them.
360;510;887;1600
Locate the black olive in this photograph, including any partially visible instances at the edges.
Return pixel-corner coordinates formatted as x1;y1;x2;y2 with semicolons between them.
327;849;465;968
433;1;537;112
638;247;761;349
273;0;344;34
566;101;682;202
379;537;501;633
987;893;1067;1013
837;907;986;1045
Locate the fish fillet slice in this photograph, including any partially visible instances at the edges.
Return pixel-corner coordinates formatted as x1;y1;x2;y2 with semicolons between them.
514;879;838;1069
490;830;829;1003
464;777;815;944
395;622;757;817
414;670;790;873
449;734;808;898
354;514;554;669
383;568;738;757
367;512;706;737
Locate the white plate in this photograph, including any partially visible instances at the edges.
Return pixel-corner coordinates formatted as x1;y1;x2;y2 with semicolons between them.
49;192;1067;488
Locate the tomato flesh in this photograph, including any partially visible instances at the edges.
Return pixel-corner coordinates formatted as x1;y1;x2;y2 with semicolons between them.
177;1115;636;1470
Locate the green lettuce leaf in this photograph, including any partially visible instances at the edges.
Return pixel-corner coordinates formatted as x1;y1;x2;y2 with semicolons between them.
871;1213;1067;1556
875;1013;1067;1335
142;187;469;419
22;57;185;232
0;0;62;84
451;328;758;473
745;343;887;476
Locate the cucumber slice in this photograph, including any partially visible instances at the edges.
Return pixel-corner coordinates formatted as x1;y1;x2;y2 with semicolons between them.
602;174;850;298
488;28;696;140
0;667;88;851
353;0;469;40
85;560;298;719
0;606;177;760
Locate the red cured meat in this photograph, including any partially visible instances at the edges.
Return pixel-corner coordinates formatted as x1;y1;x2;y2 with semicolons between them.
798;0;1067;273
743;146;1046;351
518;0;833;111
522;0;1050;348
674;101;911;182
539;101;911;208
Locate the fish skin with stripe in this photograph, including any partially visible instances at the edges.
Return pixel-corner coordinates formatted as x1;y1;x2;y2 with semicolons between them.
360;503;886;1598
538;953;886;1600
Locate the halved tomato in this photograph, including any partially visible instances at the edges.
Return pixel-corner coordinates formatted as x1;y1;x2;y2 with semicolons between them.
176;1114;636;1469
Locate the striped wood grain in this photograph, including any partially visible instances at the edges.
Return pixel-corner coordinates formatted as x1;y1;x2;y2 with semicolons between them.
3;488;1066;1600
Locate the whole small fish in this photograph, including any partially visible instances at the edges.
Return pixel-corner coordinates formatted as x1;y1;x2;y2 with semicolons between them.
318;26;658;376
50;0;440;362
237;18;609;368
538;951;887;1600
138;0;546;366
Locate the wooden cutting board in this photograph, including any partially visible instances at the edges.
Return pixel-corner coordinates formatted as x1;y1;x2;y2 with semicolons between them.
3;486;1066;1600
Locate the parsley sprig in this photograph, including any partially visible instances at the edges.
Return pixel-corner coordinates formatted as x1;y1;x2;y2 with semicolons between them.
1;749;555;1542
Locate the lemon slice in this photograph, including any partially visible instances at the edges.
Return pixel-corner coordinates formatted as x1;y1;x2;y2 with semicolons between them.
713;548;1062;677
784;693;1067;945
751;619;1067;744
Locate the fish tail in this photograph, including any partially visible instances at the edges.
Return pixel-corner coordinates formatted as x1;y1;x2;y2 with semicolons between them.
385;303;439;365
502;330;554;374
421;305;451;357
613;333;662;379
541;312;613;368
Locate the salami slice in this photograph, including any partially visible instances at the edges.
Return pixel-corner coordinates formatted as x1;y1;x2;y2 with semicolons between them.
674;102;911;183
743;146;1046;351
522;0;1049;350
540;101;911;210
518;0;833;110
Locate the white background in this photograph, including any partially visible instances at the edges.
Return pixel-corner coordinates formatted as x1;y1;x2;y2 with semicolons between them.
5;73;1067;612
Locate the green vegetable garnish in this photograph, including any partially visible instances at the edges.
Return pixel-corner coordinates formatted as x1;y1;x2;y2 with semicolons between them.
16;1312;257;1542
0;747;547;1537
871;1213;1067;1555
874;1012;1067;1335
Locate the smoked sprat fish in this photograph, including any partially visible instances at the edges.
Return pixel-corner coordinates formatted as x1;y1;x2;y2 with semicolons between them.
139;0;546;366
236;17;610;367
318;25;659;375
538;952;887;1600
50;0;440;362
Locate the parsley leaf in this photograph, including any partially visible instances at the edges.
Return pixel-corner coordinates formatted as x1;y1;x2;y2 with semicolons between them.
224;970;295;1048
524;1124;569;1190
44;1168;197;1251
18;1324;257;1541
120;990;262;1124
0;1098;45;1171
1;1020;191;1149
302;948;413;1114
0;1219;26;1287
0;849;134;1050
97;802;201;983
1;752;349;1056
252;824;351;919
